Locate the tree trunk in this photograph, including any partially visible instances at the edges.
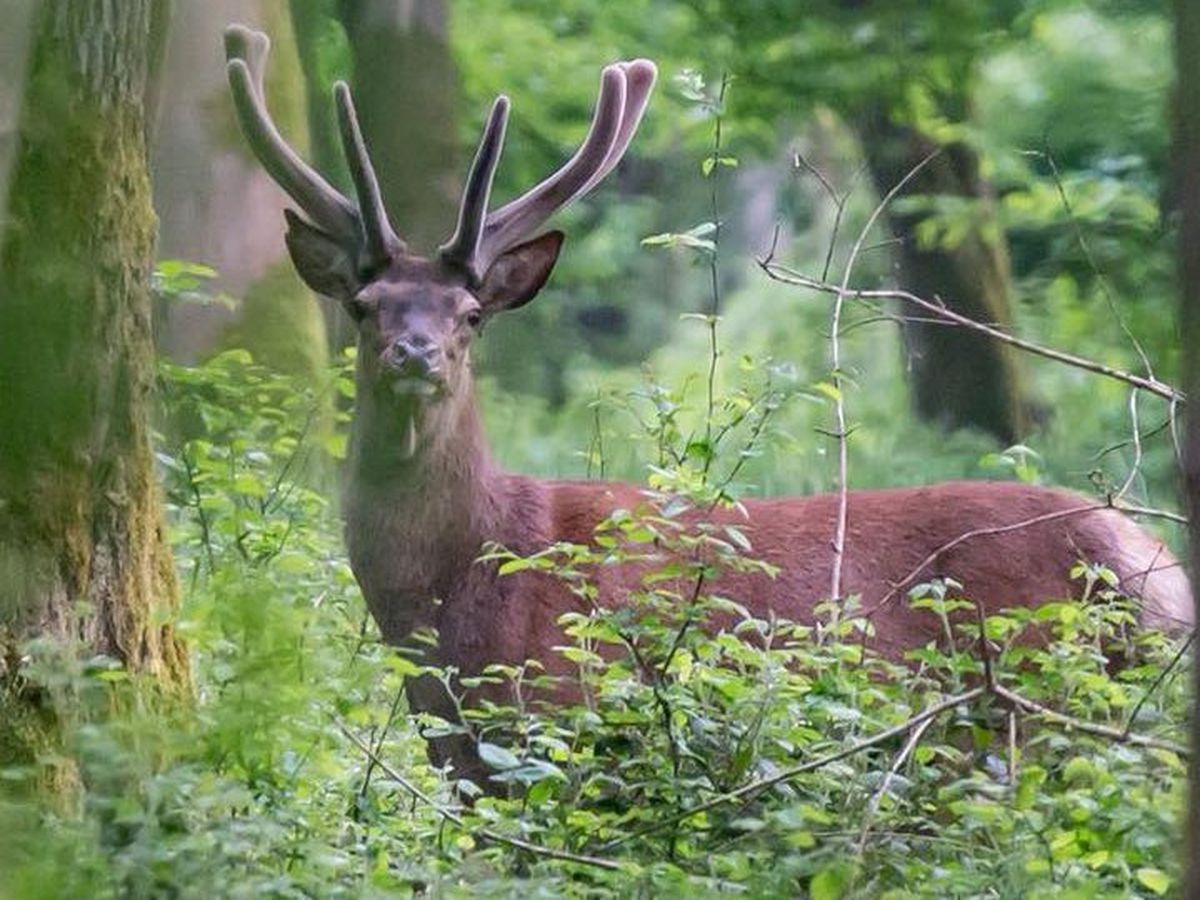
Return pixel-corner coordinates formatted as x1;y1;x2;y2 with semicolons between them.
153;0;330;383
0;0;189;770
856;106;1030;444
0;0;37;227
288;0;349;188
336;0;459;254
1173;0;1200;891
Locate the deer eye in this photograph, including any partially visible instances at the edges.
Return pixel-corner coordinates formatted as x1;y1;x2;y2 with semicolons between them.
464;308;483;329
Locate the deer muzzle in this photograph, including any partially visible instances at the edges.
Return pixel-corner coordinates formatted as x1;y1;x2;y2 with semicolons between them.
384;337;444;393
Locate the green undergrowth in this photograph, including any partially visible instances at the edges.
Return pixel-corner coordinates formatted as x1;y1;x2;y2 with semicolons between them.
0;348;1190;899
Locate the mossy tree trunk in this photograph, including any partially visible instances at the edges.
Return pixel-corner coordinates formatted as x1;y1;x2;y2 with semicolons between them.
1173;0;1200;890
0;0;189;747
856;105;1030;444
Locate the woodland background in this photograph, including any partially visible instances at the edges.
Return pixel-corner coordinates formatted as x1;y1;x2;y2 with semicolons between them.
1;0;1199;896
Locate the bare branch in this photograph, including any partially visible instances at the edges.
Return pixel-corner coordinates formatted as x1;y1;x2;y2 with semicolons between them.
829;150;943;606
757;263;1185;406
990;682;1189;756
855;716;934;855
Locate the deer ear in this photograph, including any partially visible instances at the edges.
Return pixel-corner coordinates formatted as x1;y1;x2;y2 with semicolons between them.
476;230;564;313
283;209;361;301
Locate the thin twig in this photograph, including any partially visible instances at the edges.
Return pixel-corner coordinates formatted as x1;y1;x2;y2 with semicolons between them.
855;716;934;855
337;722;625;871
1122;630;1196;736
757;264;1185;406
599;687;986;851
989;683;1189;756
829;150;943;605
1116;389;1143;501
1092;416;1173;463
862;503;1107;619
359;680;408;802
1007;710;1019;784
1041;147;1155;380
701;73;731;479
1117;503;1190;526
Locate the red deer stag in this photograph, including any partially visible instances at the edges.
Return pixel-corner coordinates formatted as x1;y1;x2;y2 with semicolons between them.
224;26;1192;782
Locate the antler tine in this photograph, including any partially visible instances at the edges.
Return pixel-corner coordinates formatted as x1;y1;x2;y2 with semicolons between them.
224;25;359;246
226;23;269;90
575;60;657;199
438;96;511;277
474;64;628;273
334;81;405;269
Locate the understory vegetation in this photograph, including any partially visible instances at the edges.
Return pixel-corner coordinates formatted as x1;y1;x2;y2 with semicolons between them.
0;341;1189;898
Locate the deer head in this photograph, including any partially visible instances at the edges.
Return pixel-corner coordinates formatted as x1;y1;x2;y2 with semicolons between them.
224;25;655;409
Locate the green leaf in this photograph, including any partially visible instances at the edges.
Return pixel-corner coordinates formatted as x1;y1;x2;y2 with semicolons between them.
497;558;533;575
810;863;855;900
813;381;842;402
640;230;716;253
723;525;753;552
477;742;521;771
1135;868;1170;896
703;155;738;176
232;473;266;497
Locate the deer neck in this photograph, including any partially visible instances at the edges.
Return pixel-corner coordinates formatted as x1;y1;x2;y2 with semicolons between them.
344;365;511;640
351;369;493;480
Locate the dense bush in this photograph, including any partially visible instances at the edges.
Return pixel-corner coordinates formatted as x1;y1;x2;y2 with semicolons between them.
0;336;1189;898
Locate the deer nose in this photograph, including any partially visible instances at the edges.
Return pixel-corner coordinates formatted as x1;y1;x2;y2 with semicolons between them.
388;336;440;376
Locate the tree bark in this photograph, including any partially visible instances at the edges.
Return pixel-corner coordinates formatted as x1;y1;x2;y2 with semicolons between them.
153;0;330;382
288;0;349;187
335;0;459;254
856;106;1031;444
0;0;189;770
0;0;37;227
1173;0;1200;892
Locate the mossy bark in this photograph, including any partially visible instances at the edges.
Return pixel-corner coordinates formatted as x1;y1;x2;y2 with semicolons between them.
0;0;189;771
857;106;1031;444
1174;0;1200;890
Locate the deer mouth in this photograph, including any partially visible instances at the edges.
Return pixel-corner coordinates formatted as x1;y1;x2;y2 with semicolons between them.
388;374;444;399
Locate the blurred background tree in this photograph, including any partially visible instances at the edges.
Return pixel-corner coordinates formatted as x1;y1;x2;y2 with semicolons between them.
1173;0;1200;887
153;0;330;381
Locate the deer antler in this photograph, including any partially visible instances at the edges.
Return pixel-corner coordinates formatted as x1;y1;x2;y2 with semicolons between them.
224;24;404;272
333;82;405;266
439;59;657;280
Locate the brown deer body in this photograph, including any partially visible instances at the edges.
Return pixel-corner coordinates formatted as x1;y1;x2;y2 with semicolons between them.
225;27;1193;782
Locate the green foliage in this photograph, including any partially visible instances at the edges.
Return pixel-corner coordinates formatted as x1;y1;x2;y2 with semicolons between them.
3;343;1186;896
